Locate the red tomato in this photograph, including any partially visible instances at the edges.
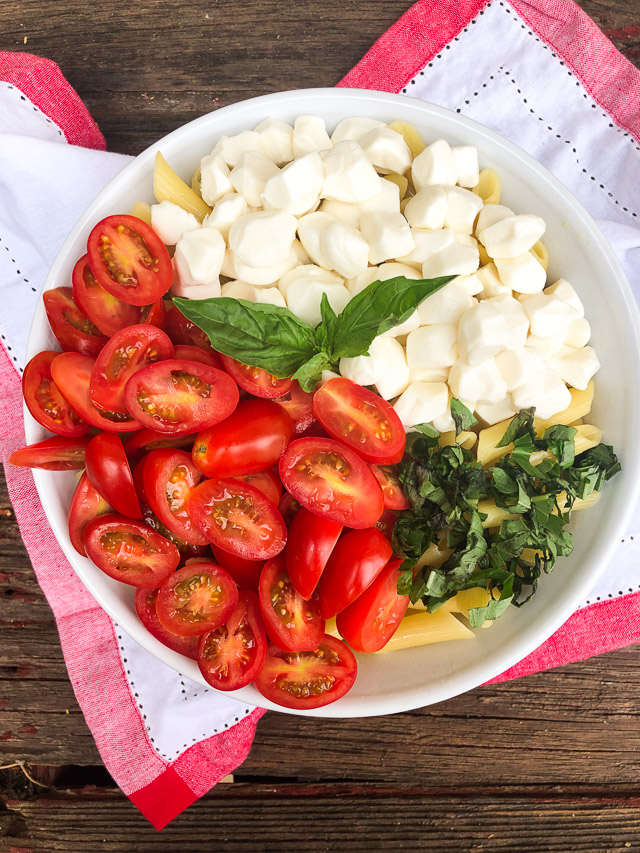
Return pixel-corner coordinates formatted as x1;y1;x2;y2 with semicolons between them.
192;399;294;477
9;435;91;471
140;503;209;566
220;354;293;399
258;557;324;652
132;455;151;506
285;508;342;600
22;351;88;437
84;432;141;519
155;562;238;637
135;587;199;659
188;478;286;560
68;472;112;555
317;528;392;619
336;558;410;653
166;305;215;352
278;437;384;529
142;448;207;546
124;428;195;461
51;352;142;432
278;492;301;527
140;298;167;329
86;214;173;306
375;508;398;541
124;359;239;435
274;382;314;434
43;287;108;357
211;545;264;591
313;377;405;464
369;464;410;511
197;590;267;690
90;324;174;415
233;470;282;505
72;254;140;337
83;513;180;587
173;345;223;369
254;635;357;710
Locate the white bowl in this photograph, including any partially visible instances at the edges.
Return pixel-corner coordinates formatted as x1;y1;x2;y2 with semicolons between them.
26;88;640;717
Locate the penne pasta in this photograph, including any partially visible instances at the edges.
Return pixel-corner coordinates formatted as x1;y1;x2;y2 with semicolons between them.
154;151;211;221
375;609;475;654
529;423;603;466
410;586;491;617
130;201;152;225
414;540;453;571
191;164;203;197
383;172;409;199
479;488;601;529
530;240;549;271
439;429;477;450
472;167;501;204
477;242;491;266
388;120;426;159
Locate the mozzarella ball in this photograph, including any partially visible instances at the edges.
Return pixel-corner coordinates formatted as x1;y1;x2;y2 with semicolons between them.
232;250;298;286
455;273;484;296
494;252;546;294
293;115;333;158
443;187;484;234
449;358;507;404
292;239;311;265
278;264;344;298
347;267;382;297
458;296;527;365
495;347;545;392
474;203;514;236
262;151;325;216
359;178;401;215
544;278;585;318
406;324;458;369
398;228;454;267
412;139;457;190
564;317;591;348
331;117;386;145
511;369;572;419
319;220;370;279
221;248;236;279
393;382;449;427
174;227;225;288
339;336;409;400
404;186;448;230
421;234;480;278
172;279;222;300
211;130;263;167
254;286;287;308
477;214;546;259
229;210;297;268
381;310;421;339
360;212;415;265
221;280;256;300
200;153;234;205
297;212;336;268
229;151;279;208
254;118;294;165
410;366;449;384
476;261;511;299
347;262;420;297
151;201;200;245
452;145;480;188
359;127;412;174
286;280;351;327
550;345;601;390
418;281;475;325
319;198;361;229
322;140;382;202
526;332;567;359
475;397;516;425
520;291;579;338
485;294;530;349
203;192;247;240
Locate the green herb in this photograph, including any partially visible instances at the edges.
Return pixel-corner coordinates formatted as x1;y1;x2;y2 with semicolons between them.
450;398;477;435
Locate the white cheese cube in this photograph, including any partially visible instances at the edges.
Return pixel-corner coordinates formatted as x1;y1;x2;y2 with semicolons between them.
203;192;247;241
229;211;297;268
297;212;336;268
478;214;546;259
262;151;325;216
564;317;591;348
320;369;342;385
393;382;449;427
292;239;311;265
406;324;458;369
286;280;351;327
520;291;579;338
221;249;236;279
319;220;370;279
174;227;225;288
412;139;457;190
495;347;545;392
359;127;412;174
347;262;420;297
346;267;382;297
449;358;507;404
172;279;222;300
322;140;382;203
254;286;287;308
360;212;415;265
452;145;480;188
544;278;585;318
339;336;409;400
220;280;256;301
511;369;572;419
278;264;344;298
398;228;454;267
150;201;200;245
418;281;475;325
494;252;546;294
474;204;514;236
431;401;457;434
443;187;484;234
254;118;294;165
229;151;279;208
200;153;234;205
359;179;401;214
232;250;298;286
293;115;333;158
410;366;449;384
549;345;601;390
319;199;361;229
403;186;448;230
485;294;529;350
457;298;523;365
475;398;516;425
455;273;484;296
476;262;511;299
381;310;421;339
526;332;567;359
211;131;263;167
331;117;386;145
421;234;480;278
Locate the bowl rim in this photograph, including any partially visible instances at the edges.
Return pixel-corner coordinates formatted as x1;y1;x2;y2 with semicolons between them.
27;86;640;717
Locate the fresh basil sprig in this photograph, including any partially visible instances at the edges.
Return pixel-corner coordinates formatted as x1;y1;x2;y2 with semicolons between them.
173;274;454;391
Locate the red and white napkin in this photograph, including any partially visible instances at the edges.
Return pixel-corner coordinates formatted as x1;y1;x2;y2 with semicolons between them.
2;0;640;829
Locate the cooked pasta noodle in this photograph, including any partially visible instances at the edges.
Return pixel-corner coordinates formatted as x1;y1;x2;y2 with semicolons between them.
154;151;211;221
130;201;152;225
388;120;426;159
472;167;501;204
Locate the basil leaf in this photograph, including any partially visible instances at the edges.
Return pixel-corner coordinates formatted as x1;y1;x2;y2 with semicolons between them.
314;293;339;354
412;422;441;439
468;575;514;628
291;351;333;393
544;424;577;468
173;297;317;378
497;407;536;448
450;398;477;435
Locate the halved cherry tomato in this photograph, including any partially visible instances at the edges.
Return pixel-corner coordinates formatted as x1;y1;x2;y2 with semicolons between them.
90;324;174;415
86;214;173;306
188;478;287;560
278;492;301;527
156;562;238;637
85;432;141;519
124;428;196;461
211;545;264;592
140;298;167;329
68;472;112;555
22;351;88;437
278;437;384;529
166;305;215;351
135;587;199;659
132;455;151;506
274;382;314;434
233;470;282;506
258;557;324;652
142;448;207;546
336;558;410;653
369;464;411;510
375;508;398;542
192;399;294;477
72;254;140;337
285;508;342;600
313;377;405;465
140;504;209;566
51;352;142;432
124;359;239;435
197;590;267;690
43;287;108;357
9;435;91;471
254;635;357;710
83;514;179;587
173;345;222;369
220;354;293;399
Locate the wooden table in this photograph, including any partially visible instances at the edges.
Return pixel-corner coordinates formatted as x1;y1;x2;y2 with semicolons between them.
1;1;639;848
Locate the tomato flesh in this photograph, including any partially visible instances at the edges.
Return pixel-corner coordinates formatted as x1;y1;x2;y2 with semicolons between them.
233;470;282;506
43;287;108;358
142;448;207;546
72;254;140;337
124;428;195;461
156;562;238;637
285;508;342;600
9;435;91;471
173;345;222;369
369;464;411;511
22;351;88;437
140;504;209;566
220;354;293;399
84;432;142;519
211;545;264;591
135;587;199;659
166;305;215;351
274;382;314;434
258;557;324;652
68;472;112;556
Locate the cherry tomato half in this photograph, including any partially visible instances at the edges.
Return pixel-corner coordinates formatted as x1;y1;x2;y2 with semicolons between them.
220;354;293;399
166;305;215;352
43;287;108;357
86;214;173;306
90;324;174;415
313;377;406;465
140;503;209;566
72;254;140;337
68;472;112;555
156;562;238;638
278;492;301;527
336;558;410;653
84;432;141;519
197;590;267;691
285;508;342;600
192;399;294;477
254;635;357;710
124;428;196;461
274;382;314;434
258;557;324;652
369;464;411;511
9;435;91;471
124;359;239;435
142;448;207;546
375;508;398;542
188;478;287;561
211;545;264;592
135;587;199;659
140;298;167;330
22;351;88;437
173;345;222;369
83;514;179;587
233;470;282;506
278;437;384;529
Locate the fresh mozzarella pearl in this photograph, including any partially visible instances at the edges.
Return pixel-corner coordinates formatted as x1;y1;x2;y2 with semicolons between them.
229;151;279;208
254;286;287;308
174;227;225;288
477;214;546;259
549;345;601;390
452;145;480;188
564;317;591;348
297;212;337;268
221;249;236;279
403;186;448;230
406;324;458;369
172;279;222;300
449;358;507;404
293;115;333;158
229;210;298;268
393;382;449;427
220;280;256;300
286;280;351;326
511;369;572;419
211;130;263;167
526;332;567;359
458;296;527;365
520;291;579;338
431;401;458;433
475;397;516;425
232;250;298;287
202;192;247;240
319;198;361;228
474;204;514;236
443;187;484;234
418;281;475;325
380;309;421;339
455;273;484;296
254;118;294;165
412;139;457;190
359;178;401;214
544;278;585;318
360;212;415;265
150;201;200;245
200;153;234;205
278;264;344;298
476;262;511;299
494;252;546;294
331;117;386;145
397;228;454;267
292;239;311;265
346;267;382;297
347;262;420;297
495;347;545;392
485;294;529;349
409;366;450;383
319;220;370;279
421;234;480;278
322;140;382;202
339;336;409;400
359;127;412;174
262;151;325;216
320;369;342;385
